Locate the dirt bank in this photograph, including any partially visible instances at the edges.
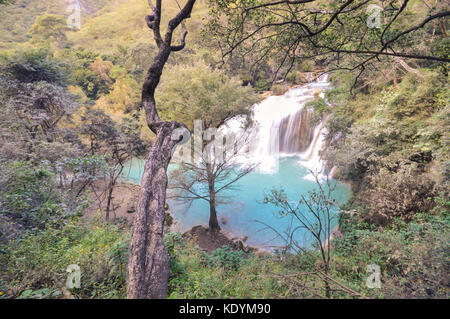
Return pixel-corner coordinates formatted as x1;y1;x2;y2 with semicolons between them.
85;181;140;227
182;225;258;254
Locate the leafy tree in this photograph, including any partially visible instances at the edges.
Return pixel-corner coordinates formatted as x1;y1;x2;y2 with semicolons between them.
29;14;70;48
0;49;79;163
70;49;113;100
0;161;64;234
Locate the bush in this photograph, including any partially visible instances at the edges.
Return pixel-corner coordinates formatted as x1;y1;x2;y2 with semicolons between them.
201;245;247;271
271;84;289;96
389;71;447;119
0;218;129;299
334;213;449;298
166;238;290;298
0;161;66;235
360;167;436;225
254;78;271;91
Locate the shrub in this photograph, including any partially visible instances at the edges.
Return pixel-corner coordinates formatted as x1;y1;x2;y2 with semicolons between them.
360;167;436;225
166;238;291;298
0;218;129;299
334;213;449;298
271;84;289;96
254;79;271;91
201;245;247;271
0;161;65;234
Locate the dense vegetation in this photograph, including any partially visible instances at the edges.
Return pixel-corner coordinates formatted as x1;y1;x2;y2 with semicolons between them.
0;0;448;299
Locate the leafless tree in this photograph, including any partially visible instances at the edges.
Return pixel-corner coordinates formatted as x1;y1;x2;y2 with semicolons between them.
262;171;366;298
169;129;258;232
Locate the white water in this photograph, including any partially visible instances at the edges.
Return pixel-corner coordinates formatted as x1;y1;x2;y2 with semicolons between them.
224;74;331;176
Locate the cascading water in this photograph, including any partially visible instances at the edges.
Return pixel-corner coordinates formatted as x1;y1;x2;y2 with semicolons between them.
225;73;330;175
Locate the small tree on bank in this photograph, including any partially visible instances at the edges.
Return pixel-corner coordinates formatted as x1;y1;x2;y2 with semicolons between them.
170;132;258;232
78;107;146;220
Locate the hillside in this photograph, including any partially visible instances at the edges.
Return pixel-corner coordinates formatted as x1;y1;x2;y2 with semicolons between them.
0;0;112;48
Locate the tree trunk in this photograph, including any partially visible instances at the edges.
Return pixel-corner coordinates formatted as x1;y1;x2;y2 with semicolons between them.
126;121;183;298
208;193;220;232
206;163;220;232
105;179;114;221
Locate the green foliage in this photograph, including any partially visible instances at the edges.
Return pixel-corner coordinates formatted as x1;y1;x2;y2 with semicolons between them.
334;212;450;298
166;237;290;299
1;47;68;84
254;78;271;91
271;83;289;96
0;0;111;48
201;245;247;271
0;219;129;299
306;97;329;126
71;60;112;100
299;60;315;72
359;167;436;225
324;69;449;223
0;161;65;233
29;14;69;48
157;60;258;130
388;70;448;119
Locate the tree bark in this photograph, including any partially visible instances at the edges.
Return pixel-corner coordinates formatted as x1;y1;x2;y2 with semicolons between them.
126;120;183;298
105;178;114;221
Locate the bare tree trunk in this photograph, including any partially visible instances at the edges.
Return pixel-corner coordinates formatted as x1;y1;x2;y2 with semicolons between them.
127;121;183;298
207;163;220;232
323;265;331;299
209;200;220;232
126;0;196;299
105;179;114;221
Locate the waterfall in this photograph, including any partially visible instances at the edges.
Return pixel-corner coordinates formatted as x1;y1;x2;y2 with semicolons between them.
224;74;330;176
299;114;329;180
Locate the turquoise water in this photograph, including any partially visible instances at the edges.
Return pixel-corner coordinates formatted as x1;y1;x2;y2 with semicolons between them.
122;156;350;250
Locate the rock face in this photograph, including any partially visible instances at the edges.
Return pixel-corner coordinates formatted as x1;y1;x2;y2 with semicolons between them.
279;108;315;153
